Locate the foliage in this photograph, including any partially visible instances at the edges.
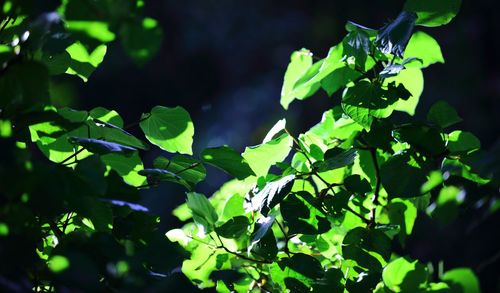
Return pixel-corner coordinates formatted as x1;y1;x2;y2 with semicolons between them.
0;0;497;292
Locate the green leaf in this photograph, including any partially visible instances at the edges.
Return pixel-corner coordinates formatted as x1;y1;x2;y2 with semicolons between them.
343;227;392;270
120;17;163;66
251;225;278;260
65;42;107;82
306;109;336;141
385;68;424;115
313;148;358;172
269;254;325;291
242;133;293;177
89;107;123;126
404;0;461;27
221;194;246;221
393;124;446;156
101;152;146;187
447;131;480;155
250;175;295;215
441;268;480;293
344;175;372;194
138;168;191;189
250;216;275;246
140;106;194;155
281;49;313;109
201;146;255;179
281;192;330;235
66;21;115;42
430;186;464;225
386;199;417;242
321;66;362;96
292;43;352;99
90;109;149;150
343;29;370;68
154;155;206;187
215;216;249;239
382;257;428;292
380;153;427;198
313;268;345;292
283;253;325;280
427;101;462;128
186;192;218;233
404;32;444;68
68;137;137;155
341;80;398;130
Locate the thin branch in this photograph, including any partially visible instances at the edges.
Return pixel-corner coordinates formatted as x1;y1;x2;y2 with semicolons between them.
345;205;371;224
59;147;85;165
61;212;73;234
137;182;159;189
369;147;382;224
175;162;200;175
49;222;64;239
123;113;151;130
275;220;291;257
215;234;272;264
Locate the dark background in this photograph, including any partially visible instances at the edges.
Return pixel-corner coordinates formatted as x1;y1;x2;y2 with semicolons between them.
53;0;499;291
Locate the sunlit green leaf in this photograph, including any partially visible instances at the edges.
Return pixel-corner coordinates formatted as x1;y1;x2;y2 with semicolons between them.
383;257;428;292
404;31;444;68
281;49;313;109
447;131;480;155
441;268;480;293
65;42;107;82
242;133;293;177
140;106;194;155
405;0;461;27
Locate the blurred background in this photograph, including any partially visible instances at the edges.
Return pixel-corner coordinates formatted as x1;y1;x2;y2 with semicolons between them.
49;0;499;291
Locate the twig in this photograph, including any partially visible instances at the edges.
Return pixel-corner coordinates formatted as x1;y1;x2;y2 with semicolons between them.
369;147;381;225
123;113;151;130
215;234;272;264
175;162;200;175
275;220;291;257
345;206;371;224
49;222;64;239
59;147;84;165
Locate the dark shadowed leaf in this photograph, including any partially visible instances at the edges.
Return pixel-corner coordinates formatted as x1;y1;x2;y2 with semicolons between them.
281;193;330;235
427;101;462;128
313;148;358;172
393;124;446;156
380;153;427;198
375;11;417;57
120;17;163;66
215;216;250;239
